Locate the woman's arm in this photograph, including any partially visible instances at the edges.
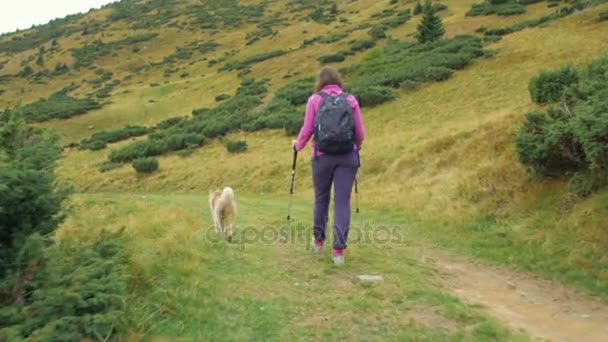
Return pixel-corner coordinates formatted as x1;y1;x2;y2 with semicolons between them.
351;96;365;149
293;95;319;151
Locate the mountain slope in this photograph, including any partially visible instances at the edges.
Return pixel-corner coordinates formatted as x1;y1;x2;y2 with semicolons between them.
2;0;608;299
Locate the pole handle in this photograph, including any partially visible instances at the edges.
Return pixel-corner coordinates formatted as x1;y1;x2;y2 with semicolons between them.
292;149;298;170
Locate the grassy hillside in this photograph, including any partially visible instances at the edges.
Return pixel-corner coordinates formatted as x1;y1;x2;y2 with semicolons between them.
2;0;608;338
54;193;527;340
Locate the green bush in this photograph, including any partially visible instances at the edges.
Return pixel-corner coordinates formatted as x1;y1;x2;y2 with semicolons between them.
319;33;349;44
432;3;448;12
318;52;346;64
424;66;454;81
12;87;101;122
495;3;526;16
349;85;395;107
225;140;248;153
0;230;130;341
483;35;502;43
0;112;68;278
79;125;150;151
414;2;423;15
132;157;159;173
108;95;260;163
18;65;33;78
284;114;303;136
0;113;120;340
219;50;287;71
71;33;157;68
368;25;388;40
528;64;578;104
467;1;526;17
274;77;314;106
350;39;376;52
516;57;608;196
349;35;484;95
598;11;608;21
480;0;607;39
236;78;268;97
215;94;231;102
155;116;187;130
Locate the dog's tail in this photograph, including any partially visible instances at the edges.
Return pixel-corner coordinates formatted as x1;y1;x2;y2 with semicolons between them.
218;187;236;212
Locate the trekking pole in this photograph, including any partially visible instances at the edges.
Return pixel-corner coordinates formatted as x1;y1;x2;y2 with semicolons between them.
287;149;298;229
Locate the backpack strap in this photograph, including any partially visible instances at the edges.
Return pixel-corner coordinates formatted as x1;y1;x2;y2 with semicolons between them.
318;91;350;105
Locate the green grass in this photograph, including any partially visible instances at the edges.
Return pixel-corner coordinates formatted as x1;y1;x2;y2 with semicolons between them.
59;193;526;340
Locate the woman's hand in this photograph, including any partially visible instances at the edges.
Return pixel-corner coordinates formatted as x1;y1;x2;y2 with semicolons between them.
292;139;297;151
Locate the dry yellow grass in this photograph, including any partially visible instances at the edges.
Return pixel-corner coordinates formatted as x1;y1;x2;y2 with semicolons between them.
53;3;608;218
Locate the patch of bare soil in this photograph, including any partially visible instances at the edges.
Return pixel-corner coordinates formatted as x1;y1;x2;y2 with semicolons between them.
417;249;608;342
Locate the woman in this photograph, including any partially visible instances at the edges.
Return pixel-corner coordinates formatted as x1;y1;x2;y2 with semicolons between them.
293;66;365;265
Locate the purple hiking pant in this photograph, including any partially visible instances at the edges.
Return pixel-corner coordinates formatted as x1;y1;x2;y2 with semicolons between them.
312;151;359;250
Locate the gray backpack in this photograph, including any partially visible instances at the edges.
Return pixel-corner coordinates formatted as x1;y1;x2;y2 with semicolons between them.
314;92;356;154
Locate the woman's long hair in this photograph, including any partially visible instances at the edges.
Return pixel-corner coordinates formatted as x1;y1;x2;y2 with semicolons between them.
315;66;343;92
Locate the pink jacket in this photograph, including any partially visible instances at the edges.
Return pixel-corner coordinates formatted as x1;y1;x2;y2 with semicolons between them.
293;84;365;156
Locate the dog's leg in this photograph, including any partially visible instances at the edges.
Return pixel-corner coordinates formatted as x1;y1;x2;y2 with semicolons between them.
226;221;233;242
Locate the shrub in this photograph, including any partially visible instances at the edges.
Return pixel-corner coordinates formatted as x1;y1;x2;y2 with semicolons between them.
132;157;159;173
215;94;231;102
433;3;448;12
108;95;260;163
155;116;187;129
368;25;388;40
274;77;314;105
467;1;526;17
236;78;268;97
342;36;484;107
495;4;526;16
414;2;423;15
478;0;604;39
318;52;346;64
225;140;248;153
528;64;578;104
598;11;608;22
350;39;376;52
349;85;395;107
0;112;68;278
424;66;454;81
79;125;150;151
71;33;157;68
12;87;101;122
483;35;502;43
1;230;130;340
18;65;33;78
219;50;287;71
319;33;349;44
400;80;418;90
516;57;608;196
284;114;303;136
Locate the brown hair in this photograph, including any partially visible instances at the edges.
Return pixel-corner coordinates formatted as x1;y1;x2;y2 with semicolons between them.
315;66;343;92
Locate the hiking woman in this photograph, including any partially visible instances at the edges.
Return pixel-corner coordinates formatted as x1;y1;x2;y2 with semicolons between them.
292;66;365;265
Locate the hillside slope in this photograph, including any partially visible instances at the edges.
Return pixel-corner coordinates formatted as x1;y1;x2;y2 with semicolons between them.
1;0;608;297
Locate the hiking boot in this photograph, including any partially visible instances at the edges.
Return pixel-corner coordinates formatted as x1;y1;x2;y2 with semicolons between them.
312;240;324;254
332;249;344;265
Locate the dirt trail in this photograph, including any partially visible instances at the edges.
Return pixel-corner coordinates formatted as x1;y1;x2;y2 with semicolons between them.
416;249;608;342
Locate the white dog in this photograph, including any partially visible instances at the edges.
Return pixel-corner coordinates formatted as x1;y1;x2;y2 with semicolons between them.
208;187;237;241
